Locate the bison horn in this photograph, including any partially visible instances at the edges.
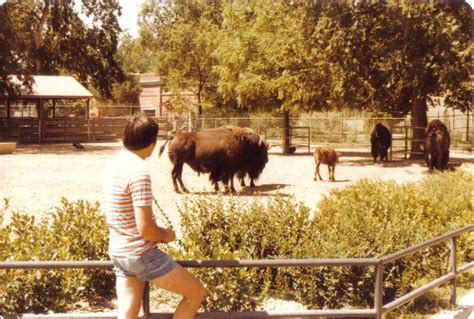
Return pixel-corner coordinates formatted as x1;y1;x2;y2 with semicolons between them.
258;135;264;147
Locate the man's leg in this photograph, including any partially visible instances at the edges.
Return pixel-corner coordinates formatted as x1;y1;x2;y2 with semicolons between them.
116;276;146;319
150;264;206;319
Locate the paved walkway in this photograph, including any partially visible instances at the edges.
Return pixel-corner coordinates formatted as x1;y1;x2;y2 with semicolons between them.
431;289;474;319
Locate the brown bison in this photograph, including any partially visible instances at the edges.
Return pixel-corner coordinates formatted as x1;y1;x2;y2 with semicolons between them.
226;126;270;188
420;119;450;172
159;126;269;193
314;146;339;182
370;123;392;162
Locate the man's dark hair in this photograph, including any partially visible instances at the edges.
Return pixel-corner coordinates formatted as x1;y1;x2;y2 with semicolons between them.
123;114;159;150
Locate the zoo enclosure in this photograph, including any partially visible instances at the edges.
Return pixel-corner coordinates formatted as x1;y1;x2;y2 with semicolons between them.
0;113;471;155
1;225;472;319
195;113;471;155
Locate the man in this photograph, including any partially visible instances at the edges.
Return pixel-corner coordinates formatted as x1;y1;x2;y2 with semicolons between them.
102;114;205;319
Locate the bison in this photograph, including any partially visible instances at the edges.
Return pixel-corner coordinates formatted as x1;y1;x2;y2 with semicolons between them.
314;146;339;182
229;127;270;188
420;119;450;172
159;126;269;193
370;123;392;162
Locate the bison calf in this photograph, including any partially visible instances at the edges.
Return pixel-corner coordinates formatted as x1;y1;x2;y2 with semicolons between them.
314;146;339;182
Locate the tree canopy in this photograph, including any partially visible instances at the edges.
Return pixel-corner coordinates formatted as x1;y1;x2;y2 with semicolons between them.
139;0;223;114
139;0;471;154
0;0;125;99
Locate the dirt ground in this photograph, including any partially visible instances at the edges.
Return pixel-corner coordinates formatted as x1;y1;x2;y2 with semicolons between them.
0;140;472;228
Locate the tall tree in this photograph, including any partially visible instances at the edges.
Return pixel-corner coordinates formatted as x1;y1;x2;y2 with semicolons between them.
0;2;33;96
214;0;310;152
315;1;472;157
116;33;153;74
139;0;222;115
1;0;124;99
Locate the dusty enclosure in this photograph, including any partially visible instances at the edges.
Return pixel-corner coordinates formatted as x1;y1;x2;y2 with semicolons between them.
0;141;472;229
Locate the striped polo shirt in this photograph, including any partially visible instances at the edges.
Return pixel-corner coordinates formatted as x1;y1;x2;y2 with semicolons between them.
102;149;156;256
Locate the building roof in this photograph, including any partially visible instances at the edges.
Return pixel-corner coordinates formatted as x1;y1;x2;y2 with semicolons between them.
11;75;93;99
135;73;164;87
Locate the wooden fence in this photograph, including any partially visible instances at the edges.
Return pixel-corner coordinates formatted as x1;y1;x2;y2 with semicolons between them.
0;117;171;144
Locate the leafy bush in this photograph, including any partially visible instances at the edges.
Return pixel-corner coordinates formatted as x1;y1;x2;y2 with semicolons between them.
169;195;312;311
168;165;472;312
0;198;113;314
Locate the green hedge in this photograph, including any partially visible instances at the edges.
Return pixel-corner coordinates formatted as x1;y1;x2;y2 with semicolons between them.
170;165;473;312
0;198;113;314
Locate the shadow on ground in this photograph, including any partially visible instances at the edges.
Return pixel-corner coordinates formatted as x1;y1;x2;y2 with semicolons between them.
187;183;292;197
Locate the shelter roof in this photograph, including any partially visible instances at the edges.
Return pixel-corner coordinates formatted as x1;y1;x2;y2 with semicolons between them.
10;75;93;99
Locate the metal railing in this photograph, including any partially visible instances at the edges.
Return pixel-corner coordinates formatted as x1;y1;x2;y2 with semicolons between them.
1;225;472;319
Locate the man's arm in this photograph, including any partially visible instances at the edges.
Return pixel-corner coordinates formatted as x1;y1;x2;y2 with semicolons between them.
134;206;176;243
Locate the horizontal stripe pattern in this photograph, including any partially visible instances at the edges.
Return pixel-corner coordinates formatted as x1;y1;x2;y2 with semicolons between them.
102;150;155;256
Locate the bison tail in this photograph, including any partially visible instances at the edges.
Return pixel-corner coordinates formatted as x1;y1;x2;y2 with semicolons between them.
158;138;172;158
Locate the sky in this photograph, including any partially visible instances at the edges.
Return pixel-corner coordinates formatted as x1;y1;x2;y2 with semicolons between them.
118;0;146;38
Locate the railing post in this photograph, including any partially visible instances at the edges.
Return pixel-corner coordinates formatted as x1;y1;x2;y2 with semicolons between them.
450;236;457;305
143;282;150;319
375;263;384;319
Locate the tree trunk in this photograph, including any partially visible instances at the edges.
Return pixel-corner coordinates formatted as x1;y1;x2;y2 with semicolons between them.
410;96;428;160
282;110;290;154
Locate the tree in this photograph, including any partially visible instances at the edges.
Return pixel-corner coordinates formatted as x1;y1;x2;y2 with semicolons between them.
1;0;124;99
314;1;472;157
116;33;153;74
0;2;33;96
139;0;222;115
214;1;311;152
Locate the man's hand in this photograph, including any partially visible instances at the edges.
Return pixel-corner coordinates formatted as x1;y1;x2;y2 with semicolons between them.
160;228;176;243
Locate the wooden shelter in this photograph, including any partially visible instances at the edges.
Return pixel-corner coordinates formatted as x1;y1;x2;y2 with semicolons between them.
0;75;93;143
1;75;93;118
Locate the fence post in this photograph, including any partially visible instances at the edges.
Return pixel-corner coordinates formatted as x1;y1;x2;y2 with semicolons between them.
404;125;408;160
450;236;457;305
466;109;470;142
340;117;344;144
64;118;67;142
142;282;150;319
374;263;384;319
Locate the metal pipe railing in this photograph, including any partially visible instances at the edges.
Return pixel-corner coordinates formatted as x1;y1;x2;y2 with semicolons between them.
1;225;472;319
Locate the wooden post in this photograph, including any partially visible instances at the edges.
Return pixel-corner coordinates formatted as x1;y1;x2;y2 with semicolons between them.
52;100;56;118
7;98;11;119
374;263;384;319
404;124;408;160
283;110;290;154
159;85;163;117
65;118;69;142
142;282;150;319
86;98;90;119
466;108;470;143
450;237;457;305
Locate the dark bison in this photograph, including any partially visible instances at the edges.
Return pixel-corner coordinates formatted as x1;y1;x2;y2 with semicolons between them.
314;146;339;182
159;126;269;193
420;119;450;172
226;126;270;188
370;123;392;162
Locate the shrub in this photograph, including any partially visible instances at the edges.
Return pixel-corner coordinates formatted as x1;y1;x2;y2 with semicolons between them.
168;194;312;311
166;165;472;312
292;165;473;310
0;198;114;314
